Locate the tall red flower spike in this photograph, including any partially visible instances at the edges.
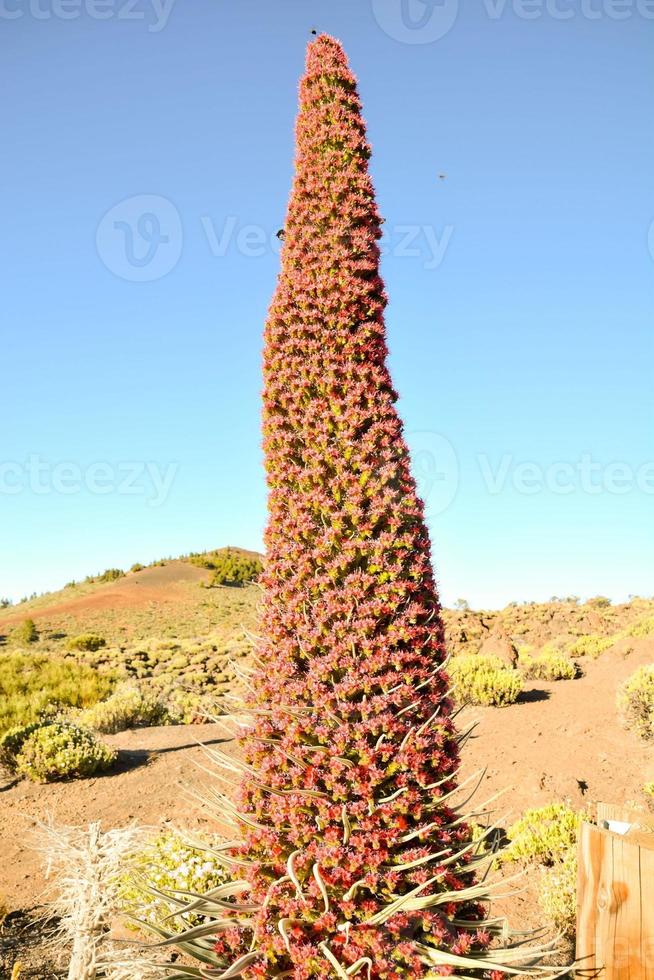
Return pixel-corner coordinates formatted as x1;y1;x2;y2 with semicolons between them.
234;34;490;978
159;35;561;980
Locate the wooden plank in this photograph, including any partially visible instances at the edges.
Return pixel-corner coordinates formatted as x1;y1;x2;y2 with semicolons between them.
641;845;654;980
597;833;615;979
611;833;641;978
597;803;648;826
597;802;654;840
577;821;654;979
577;821;604;978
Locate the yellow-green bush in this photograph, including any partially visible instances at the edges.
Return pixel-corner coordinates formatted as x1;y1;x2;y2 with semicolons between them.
0;720;116;782
192;548;263;586
567;634;615;659
10;619;38;645
518;648;577;681
448;654;523;706
618;665;654;739
644;782;654;802
96;568;125;583
73;682;173;733
66;633;106;653
628;616;654;639
119;830;228;929
166;687;221;724
211;554;262;586
538;848;577;936
503;802;580;865
0;652;114;736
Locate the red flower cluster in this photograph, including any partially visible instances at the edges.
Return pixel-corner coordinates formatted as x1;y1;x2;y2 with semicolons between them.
218;35;494;978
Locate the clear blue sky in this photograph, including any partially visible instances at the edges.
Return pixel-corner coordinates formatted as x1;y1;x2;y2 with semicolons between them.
2;0;652;608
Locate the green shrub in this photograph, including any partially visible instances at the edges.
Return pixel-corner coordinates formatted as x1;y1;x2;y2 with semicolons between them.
567;634;615;659
0;721;43;768
75;682;173;733
66;633;107;653
588;596;611;608
86;568;125;584
618;665;654;739
130;562;145;573
118;830;228;929
503;802;580;865
518;648;577;681
98;568;124;583
448;654;523;706
0;652;114;736
11;619;38;645
0;720;116;782
538;848;577;936
192;549;263;586
643;782;654;802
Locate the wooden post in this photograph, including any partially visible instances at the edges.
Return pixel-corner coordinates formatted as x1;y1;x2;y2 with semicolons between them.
576;804;654;979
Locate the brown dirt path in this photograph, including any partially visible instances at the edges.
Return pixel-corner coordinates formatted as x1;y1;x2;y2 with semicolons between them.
0;723;234;911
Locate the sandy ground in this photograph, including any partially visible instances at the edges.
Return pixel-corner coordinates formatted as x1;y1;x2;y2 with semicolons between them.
0;723;230;911
1;643;652;975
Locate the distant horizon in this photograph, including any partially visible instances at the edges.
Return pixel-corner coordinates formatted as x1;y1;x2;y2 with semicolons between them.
3;4;652;608
2;542;650;613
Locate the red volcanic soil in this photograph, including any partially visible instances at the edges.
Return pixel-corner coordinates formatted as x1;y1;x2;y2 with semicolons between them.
0;562;210;626
1;642;651;916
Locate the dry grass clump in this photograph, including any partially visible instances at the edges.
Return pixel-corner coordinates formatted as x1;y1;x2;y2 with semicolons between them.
36;819;163;980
